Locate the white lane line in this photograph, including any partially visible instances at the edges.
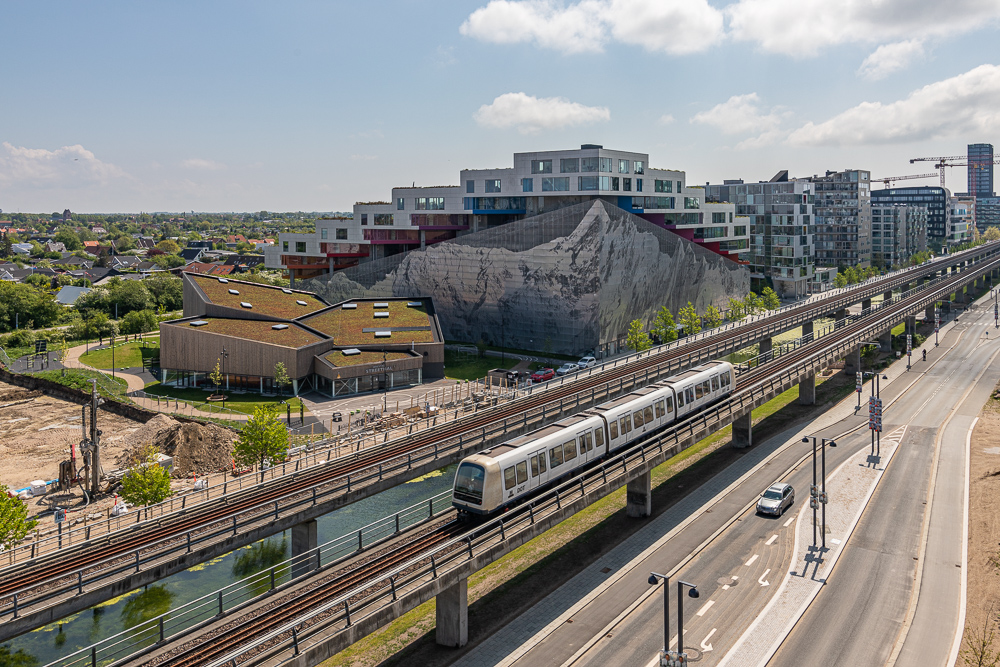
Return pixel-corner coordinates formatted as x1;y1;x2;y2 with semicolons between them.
697;600;715;617
745;554;759;566
758;568;771;586
701;628;717;652
783;515;795;527
765;534;778;546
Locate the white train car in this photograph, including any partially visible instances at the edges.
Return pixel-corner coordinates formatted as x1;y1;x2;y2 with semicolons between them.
452;360;734;516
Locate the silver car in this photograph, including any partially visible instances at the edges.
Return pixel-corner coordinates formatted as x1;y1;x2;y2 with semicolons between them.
757;483;794;516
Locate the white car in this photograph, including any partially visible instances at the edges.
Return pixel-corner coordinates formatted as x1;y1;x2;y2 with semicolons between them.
556;362;579;376
577;356;597;368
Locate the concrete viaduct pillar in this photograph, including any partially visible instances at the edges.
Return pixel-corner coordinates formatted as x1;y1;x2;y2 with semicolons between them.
758;337;773;361
291;519;319;579
801;321;814;343
879;330;892;353
732;411;753;448
626;471;652;518
883;290;893;304
905;315;916;337
925;305;935;323
835;308;849;329
798;372;816;406
436;577;469;647
861;298;872;312
844;347;861;376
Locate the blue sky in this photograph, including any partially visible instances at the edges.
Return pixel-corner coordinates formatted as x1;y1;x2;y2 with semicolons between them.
2;0;999;213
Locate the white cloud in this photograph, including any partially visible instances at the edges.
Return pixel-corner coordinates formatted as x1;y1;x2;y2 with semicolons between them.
0;142;127;188
474;92;610;134
858;40;925;81
659;114;675;125
787;64;1000;147
727;0;1000;57
690;93;788;148
182;158;226;171
460;0;723;55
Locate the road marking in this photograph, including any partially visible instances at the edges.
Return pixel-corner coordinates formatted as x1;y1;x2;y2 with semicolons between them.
701;628;717;652
758;569;771;586
830;538;842;544
697;600;715;617
722;584;730;590
745;554;759;566
783;515;795;527
731;575;739;580
765;534;778;545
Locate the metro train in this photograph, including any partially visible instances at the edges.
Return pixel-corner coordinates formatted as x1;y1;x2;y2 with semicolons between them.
452;360;735;516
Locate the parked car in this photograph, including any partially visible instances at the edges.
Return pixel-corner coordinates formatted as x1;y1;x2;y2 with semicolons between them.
506;369;526;382
531;367;555;383
756;483;794;516
556;362;580;376
577;356;597;368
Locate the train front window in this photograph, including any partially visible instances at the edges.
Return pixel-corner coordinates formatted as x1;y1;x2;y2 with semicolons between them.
454;463;486;504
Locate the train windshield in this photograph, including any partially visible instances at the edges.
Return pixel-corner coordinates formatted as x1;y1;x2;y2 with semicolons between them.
454;463;486;505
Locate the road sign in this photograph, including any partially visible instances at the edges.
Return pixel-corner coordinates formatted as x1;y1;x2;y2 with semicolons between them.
907;334;912;356
868;396;883;432
54;508;66;524
935;313;940;332
856;371;863;393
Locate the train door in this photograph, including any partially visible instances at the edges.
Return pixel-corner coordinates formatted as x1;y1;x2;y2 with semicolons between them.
577;430;595;463
529;448;548;489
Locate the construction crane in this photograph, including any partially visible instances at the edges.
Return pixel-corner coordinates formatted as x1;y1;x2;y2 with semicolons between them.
874;173;938;188
910;155;1000;194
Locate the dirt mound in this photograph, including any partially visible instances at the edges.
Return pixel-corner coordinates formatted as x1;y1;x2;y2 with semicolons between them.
0;385;41;404
119;414;237;477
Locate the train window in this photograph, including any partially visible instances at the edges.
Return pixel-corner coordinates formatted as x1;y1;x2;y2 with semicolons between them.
516;461;528;485
530;456;539;477
644;406;654;423
563;440;577;462
550;446;563;468
504;466;516;490
676;391;684;408
654;400;664;418
695;384;703;399
686;388;695;404
711;376;719;391
624;414;632;432
666;396;673;412
595;428;605;448
703;380;711;395
610;421;619;439
454;463;485;504
722;371;731;386
538;453;547;473
633;410;644;427
581;432;593;452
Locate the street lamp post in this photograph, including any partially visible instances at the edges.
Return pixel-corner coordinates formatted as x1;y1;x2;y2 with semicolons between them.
220;346;229;408
647;575;700;666
382;347;388;414
863;371;888;456
802;436;837;551
647;572;670;664
676;580;700;659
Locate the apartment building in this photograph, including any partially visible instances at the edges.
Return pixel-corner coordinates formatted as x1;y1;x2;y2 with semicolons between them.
705;170;815;298
968;143;995;200
806;169;872;269
871;186;950;249
948;196;975;245
266;145;748;283
870;206;928;267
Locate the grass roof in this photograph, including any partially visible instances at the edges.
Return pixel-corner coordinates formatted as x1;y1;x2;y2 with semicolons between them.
323;350;412;367
303;300;434;345
192;274;327;319
173;318;323;348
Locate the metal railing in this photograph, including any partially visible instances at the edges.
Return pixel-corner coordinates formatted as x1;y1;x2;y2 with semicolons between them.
42;491;453;667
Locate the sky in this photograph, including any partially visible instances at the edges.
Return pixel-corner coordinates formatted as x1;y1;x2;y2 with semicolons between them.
2;0;1000;214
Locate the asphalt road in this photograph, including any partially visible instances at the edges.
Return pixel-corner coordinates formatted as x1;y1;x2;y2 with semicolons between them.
494;300;998;667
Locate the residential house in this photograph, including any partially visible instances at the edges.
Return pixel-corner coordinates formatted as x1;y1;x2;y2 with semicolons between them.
55;285;92;306
179;247;206;262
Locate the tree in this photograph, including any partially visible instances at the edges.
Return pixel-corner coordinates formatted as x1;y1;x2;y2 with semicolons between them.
0;235;13;258
273;361;290;396
145;275;183;311
54;228;83;251
761;286;781;311
678;302;702;336
834;272;848;288
650;306;677;344
703;304;723;329
119;445;173;508
209;358;223;394
234;405;289;473
984;226;1000;241
0;485;38;551
963;602;1000;667
744;292;764;315
626;319;652;352
120;309;158;335
155;239;181;255
727;297;745;321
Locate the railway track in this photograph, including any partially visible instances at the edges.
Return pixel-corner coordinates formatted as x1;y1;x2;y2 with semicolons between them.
2;248;994;622
79;257;999;667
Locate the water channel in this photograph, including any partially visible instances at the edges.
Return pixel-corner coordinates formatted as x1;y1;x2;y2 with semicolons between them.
0;464;457;667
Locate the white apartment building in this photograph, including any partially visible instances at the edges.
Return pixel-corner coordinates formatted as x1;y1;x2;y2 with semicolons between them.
266;145;748;283
947;196;975;246
871;205;928;267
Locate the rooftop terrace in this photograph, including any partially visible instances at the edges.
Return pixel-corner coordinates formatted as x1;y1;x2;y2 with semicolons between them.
172;318;325;348
191;274;328;319
302;300;434;346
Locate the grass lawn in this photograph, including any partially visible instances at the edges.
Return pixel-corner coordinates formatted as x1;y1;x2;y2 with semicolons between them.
80;341;160;369
33;368;129;398
142;382;307;415
322;370;855;667
443;350;515;381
